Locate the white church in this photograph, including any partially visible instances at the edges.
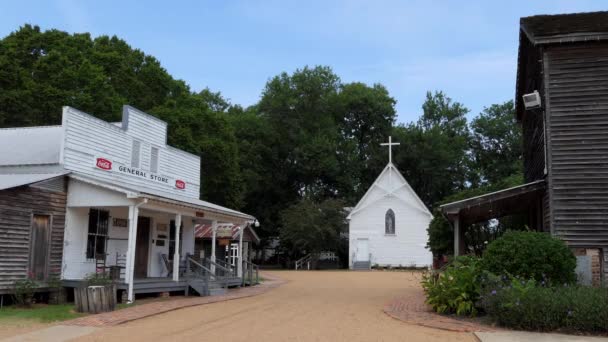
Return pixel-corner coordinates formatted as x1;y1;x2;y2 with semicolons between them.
347;137;433;270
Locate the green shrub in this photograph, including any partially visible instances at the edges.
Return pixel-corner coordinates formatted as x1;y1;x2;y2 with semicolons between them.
84;272;112;286
13;278;38;306
482;231;576;284
482;282;608;333
421;256;482;316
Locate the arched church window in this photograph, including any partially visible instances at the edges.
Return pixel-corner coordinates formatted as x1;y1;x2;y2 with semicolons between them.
385;209;395;235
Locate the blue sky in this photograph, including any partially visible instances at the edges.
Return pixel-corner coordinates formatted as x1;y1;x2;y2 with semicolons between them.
2;1;606;124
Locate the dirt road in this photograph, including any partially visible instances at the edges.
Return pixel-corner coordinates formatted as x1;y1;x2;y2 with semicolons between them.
74;271;475;342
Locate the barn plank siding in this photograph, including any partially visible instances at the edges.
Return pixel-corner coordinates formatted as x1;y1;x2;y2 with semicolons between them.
545;43;608;248
0;183;66;293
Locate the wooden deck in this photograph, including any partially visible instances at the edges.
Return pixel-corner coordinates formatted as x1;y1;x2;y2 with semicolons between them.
63;276;243;295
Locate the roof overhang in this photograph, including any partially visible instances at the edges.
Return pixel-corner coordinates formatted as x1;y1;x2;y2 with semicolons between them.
0;171;69;191
440;180;546;226
69;174;255;223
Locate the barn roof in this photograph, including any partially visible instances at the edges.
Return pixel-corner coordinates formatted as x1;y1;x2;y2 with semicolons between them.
521;11;608;45
516;11;608;120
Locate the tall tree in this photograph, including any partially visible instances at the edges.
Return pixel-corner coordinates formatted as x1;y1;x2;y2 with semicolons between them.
334;82;397;203
257;66;341;200
393;91;471;208
0;25;181;126
470;100;522;185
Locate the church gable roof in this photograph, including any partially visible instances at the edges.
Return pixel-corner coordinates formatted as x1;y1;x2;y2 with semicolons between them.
347;163;432;220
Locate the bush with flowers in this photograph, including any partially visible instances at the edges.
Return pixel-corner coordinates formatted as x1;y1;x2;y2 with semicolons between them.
421;231;608;334
421;255;483;316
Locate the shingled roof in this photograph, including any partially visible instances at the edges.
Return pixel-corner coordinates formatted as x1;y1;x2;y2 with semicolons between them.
521;11;608;45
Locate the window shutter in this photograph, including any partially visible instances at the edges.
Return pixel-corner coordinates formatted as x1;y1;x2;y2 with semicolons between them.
150;147;159;173
131;140;141;168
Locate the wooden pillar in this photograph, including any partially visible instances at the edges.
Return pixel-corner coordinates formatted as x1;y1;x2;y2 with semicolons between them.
172;214;182;282
126;204;140;303
237;226;244;278
454;215;465;256
210;220;217;275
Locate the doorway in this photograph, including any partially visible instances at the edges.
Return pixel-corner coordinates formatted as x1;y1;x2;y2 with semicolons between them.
134;217;151;278
355;239;369;262
30;215;51;281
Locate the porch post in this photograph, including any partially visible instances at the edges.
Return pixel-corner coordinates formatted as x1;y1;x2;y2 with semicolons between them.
454;215;460;257
172;214;182;282
237;226;244;278
211;220;217;275
453;214;465;256
126;204;140;303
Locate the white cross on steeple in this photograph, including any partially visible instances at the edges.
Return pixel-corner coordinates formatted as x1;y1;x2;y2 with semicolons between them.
381;136;400;164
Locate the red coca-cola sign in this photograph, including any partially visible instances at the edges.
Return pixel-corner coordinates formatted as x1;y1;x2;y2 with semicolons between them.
96;158;112;170
175;180;186;189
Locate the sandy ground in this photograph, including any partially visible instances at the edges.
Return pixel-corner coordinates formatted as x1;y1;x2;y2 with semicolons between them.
0;318;53;340
73;271;475;342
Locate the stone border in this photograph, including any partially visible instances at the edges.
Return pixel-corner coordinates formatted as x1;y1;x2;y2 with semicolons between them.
383;290;497;333
65;273;286;327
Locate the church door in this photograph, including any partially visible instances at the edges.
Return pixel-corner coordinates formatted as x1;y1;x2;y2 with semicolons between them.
356;239;369;261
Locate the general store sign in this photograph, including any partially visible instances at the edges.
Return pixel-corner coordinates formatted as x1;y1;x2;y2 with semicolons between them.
94;157;186;190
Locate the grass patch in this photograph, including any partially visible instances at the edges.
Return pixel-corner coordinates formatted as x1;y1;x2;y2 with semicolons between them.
0;304;85;323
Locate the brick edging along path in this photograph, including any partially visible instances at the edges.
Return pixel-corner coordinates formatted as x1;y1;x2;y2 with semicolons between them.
383;289;497;333
66;274;286;327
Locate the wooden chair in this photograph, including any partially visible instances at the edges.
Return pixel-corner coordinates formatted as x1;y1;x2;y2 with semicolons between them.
161;253;189;277
161;253;172;277
110;252;127;280
95;253;107;274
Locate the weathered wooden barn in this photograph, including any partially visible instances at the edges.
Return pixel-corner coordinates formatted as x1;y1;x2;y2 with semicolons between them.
441;12;608;285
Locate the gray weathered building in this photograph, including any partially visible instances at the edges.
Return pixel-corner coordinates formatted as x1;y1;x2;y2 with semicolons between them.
442;12;608;285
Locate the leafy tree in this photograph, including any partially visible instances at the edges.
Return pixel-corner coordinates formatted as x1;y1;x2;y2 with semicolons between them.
470;101;522;185
393;91;471;208
334;82;396;203
0;25;180;126
258;66;341;200
279;198;347;263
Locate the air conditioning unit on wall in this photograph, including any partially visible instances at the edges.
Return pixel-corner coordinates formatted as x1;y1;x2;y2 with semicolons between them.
523;90;542;110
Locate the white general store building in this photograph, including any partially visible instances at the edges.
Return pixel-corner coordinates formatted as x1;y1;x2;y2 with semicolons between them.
0;105;257;302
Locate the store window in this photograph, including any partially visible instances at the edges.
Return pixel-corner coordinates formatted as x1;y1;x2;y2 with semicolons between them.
87;209;109;259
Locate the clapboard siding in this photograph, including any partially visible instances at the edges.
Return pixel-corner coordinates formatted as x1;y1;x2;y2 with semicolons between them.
62;107;201;198
545;43;608;247
0;184;66;293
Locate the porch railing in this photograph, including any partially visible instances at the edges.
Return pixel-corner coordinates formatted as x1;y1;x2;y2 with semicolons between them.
185;257;211;295
201;257;236;281
242;260;259;286
295;254;312;270
211;258;236;277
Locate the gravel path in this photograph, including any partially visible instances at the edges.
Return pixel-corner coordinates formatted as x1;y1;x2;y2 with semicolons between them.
73;271;475;342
